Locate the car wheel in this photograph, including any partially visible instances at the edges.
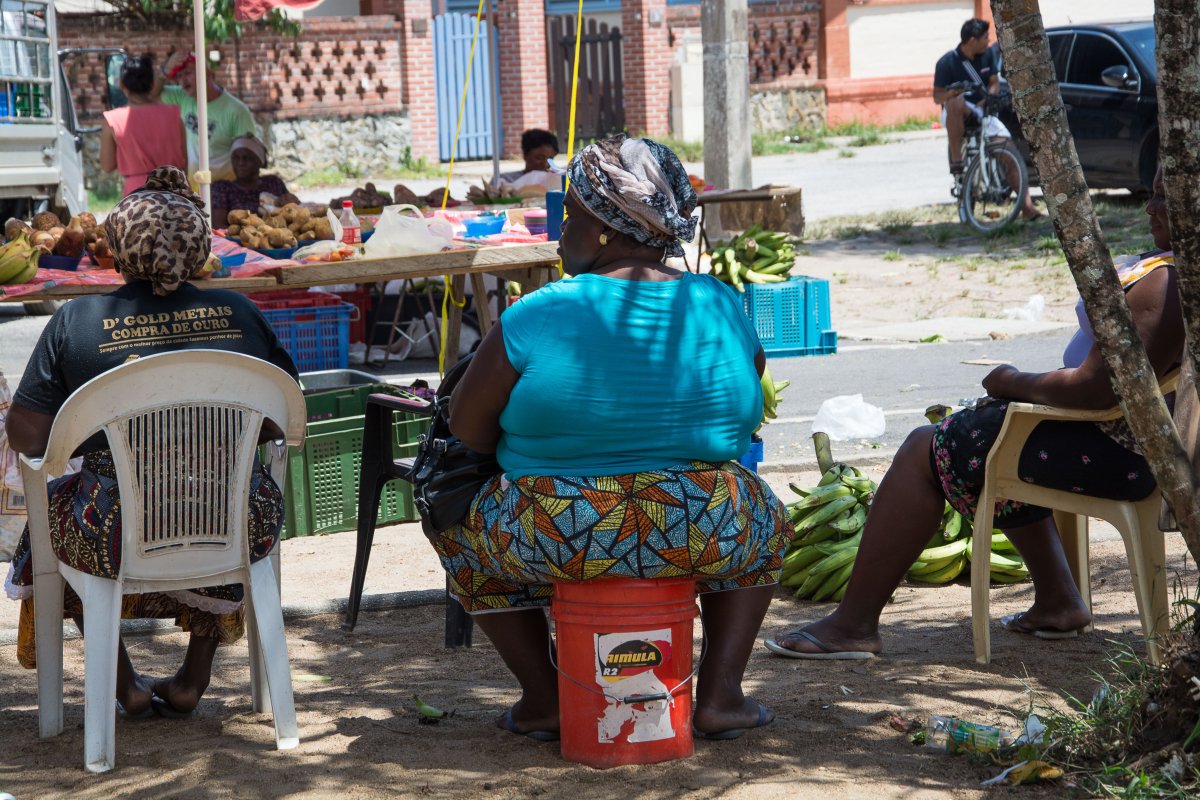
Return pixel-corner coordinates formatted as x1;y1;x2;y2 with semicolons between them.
22;300;66;316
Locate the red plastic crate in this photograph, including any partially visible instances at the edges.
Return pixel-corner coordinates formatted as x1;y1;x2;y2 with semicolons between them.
249;290;355;371
331;288;371;344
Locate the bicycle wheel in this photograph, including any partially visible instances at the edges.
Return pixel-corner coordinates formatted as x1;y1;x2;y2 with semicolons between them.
959;142;1027;233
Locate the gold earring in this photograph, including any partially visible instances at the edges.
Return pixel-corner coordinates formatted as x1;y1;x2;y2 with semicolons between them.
599;232;609;246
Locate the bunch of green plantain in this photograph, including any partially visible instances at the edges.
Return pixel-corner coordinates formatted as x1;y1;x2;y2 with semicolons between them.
708;224;796;293
781;462;877;602
758;365;790;431
0;232;40;285
905;501;1029;584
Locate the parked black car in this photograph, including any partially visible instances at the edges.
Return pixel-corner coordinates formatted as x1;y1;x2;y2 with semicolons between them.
998;20;1158;193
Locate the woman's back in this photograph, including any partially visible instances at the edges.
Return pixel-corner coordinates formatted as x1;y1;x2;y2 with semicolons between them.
103;105;187;196
498;272;762;477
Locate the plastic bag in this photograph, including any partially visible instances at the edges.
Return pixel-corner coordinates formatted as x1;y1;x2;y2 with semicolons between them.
812;394;886;440
0;371;26;561
363;204;455;259
1002;294;1045;322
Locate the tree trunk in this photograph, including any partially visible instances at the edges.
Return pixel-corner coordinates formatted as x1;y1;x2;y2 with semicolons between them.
990;0;1200;569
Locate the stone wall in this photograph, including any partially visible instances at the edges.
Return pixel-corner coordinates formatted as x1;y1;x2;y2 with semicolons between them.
750;85;826;134
262;113;412;182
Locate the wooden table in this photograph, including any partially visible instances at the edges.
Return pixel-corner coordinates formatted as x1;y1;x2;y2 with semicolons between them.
274;241;562;359
4;242;563;363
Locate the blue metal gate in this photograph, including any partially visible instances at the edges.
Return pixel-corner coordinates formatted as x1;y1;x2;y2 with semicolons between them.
433;12;497;162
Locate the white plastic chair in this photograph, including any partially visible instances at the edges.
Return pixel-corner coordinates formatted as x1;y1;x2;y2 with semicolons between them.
21;350;307;772
970;370;1180;666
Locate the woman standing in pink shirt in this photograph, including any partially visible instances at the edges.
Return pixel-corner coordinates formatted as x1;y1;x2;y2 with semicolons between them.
101;54;187;197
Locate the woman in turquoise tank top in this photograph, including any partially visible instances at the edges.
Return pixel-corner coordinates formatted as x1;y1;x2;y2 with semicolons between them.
428;135;789;742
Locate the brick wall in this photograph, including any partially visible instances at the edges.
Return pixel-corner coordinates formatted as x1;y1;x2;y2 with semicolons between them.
393;0;438;161
57;13;402;122
667;1;820;90
497;0;551;157
621;0;671;137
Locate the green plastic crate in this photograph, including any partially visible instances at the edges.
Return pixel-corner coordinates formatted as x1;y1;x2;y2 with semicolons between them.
275;385;425;538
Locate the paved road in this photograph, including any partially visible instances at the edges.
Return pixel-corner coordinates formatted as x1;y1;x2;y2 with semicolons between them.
306;130;957;223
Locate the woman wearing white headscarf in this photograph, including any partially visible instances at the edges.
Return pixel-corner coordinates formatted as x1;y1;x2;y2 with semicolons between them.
210;133;300;228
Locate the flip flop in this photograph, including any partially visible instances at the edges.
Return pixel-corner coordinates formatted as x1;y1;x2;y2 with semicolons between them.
763;630;876;660
497;708;559;742
1001;612;1082;640
150;681;195;719
693;702;775;741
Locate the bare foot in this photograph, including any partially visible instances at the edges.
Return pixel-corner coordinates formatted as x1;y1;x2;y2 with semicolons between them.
116;672;153;716
153;676;206;715
770;618;883;656
692;697;774;737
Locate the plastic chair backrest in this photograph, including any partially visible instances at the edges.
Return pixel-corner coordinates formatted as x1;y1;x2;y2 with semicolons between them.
37;350;306;584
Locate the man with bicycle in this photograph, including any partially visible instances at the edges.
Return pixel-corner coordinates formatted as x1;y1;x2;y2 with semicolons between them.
934;18;1041;220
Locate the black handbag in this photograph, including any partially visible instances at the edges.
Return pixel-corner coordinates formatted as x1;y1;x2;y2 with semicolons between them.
408;353;501;538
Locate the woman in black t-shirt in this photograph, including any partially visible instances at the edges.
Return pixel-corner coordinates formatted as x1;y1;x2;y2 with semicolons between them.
4;167;299;719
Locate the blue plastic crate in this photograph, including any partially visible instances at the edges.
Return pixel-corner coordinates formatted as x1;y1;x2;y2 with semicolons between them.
742;275;838;358
738;436;765;473
258;301;353;372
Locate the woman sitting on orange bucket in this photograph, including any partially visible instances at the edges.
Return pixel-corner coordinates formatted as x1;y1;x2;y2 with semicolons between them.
432;134;790;742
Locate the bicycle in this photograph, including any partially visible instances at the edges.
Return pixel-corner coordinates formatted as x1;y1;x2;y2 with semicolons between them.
945;82;1029;233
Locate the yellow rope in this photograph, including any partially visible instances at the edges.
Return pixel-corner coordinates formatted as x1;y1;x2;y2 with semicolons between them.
555;0;585;278
438;0;486;376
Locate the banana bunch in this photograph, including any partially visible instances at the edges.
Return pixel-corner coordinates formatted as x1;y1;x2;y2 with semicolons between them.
758;365;790;431
905;501;1029;585
0;232;40;285
781;463;877;602
979;531;1030;583
709;225;796;293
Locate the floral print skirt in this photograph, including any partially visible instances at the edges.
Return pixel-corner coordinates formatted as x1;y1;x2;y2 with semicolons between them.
930;401;1157;529
429;461;790;612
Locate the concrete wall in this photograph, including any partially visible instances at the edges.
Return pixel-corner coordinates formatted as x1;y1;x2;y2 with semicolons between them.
847;1;971;79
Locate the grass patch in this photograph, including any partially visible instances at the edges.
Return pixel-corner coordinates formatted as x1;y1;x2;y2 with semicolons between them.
833;224;869;240
295;147;445;187
87;184;121;217
879;210;915;234
882;249;902;262
848;130;885;147
658;136;705;162
926;226;954;246
837;149;856;159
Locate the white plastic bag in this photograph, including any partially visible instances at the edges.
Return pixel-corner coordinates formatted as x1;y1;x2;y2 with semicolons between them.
363;204;455;259
812;394;887;441
1002;294;1045;322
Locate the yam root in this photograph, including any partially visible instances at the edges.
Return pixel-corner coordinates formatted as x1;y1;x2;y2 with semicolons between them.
31;211;61;231
52;217;86;258
4;218;32;241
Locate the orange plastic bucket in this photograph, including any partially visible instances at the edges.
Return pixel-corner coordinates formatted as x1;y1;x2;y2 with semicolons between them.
551;577;698;768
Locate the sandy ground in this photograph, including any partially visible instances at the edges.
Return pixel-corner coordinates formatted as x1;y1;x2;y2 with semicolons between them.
1;214;1189;798
1;462;1195;799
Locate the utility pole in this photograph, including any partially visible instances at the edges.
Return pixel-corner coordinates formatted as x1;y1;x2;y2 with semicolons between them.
702;0;752;189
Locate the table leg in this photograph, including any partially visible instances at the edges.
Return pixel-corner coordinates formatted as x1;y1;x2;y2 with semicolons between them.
443;274;466;364
469;272;493;335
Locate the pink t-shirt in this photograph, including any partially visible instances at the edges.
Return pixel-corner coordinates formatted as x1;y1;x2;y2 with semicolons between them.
103;104;187;196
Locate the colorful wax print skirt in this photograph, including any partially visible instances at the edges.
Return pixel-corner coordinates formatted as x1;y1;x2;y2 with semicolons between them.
429;460;790;612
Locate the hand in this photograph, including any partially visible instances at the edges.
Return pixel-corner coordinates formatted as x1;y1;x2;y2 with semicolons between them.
982;364;1019;398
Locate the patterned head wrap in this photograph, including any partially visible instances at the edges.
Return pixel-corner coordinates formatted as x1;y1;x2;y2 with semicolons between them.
567;134;698;258
104;165;211;296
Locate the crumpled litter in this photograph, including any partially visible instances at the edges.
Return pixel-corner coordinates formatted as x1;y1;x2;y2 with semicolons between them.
981;760;1063;786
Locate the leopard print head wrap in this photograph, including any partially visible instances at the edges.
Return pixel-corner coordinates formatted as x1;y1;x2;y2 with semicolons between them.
104;165;211;296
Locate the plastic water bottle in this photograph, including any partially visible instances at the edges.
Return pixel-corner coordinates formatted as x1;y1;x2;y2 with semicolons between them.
340;200;361;245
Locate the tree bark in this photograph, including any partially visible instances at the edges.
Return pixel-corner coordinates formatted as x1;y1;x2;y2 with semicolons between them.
990;0;1200;568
